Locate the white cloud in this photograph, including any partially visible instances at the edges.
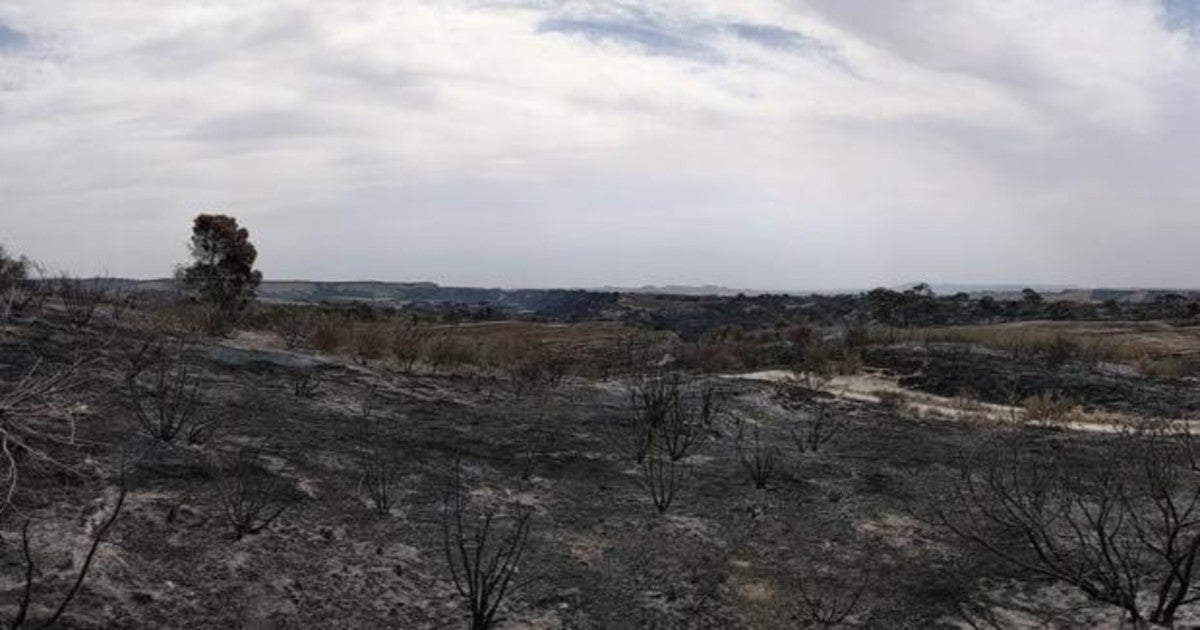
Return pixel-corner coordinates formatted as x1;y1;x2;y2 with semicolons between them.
0;0;1197;288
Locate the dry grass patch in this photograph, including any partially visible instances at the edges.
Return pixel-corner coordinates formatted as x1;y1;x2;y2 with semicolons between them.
868;320;1200;367
1020;393;1086;428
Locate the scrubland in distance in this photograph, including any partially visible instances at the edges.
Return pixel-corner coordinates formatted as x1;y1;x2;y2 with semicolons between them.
867;321;1200;374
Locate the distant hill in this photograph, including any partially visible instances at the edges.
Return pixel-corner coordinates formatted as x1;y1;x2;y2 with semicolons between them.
893;282;1082;296
118;278;1199;308
122;278;621;319
591;284;753;296
892;282;1200;303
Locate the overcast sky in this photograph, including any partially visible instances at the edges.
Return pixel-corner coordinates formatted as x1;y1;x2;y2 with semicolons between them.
1;1;1198;290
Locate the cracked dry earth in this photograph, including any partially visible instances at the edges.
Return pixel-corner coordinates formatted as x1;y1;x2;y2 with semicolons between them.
0;317;1168;628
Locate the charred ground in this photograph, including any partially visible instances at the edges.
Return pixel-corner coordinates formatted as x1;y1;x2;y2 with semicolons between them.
2;285;1199;628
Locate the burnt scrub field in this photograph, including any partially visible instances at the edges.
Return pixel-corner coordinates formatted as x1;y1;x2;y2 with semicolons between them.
3;304;1200;628
863;342;1200;419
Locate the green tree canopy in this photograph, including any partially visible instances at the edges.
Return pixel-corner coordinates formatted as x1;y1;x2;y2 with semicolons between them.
181;214;262;317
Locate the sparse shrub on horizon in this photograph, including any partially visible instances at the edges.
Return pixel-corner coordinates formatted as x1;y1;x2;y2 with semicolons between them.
58;274;113;329
0;245;48;320
107;282;139;322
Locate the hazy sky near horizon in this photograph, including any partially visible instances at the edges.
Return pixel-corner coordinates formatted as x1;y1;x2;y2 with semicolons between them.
1;1;1198;290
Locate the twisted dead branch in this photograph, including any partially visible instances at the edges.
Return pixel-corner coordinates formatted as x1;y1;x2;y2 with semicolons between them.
7;472;127;629
0;352;94;516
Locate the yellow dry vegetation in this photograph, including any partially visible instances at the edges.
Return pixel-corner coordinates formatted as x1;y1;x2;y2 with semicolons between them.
868;320;1200;365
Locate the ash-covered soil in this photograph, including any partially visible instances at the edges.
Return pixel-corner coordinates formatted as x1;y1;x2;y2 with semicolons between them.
0;318;1161;628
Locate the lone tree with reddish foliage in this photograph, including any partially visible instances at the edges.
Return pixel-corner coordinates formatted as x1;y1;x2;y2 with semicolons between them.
180;214;262;330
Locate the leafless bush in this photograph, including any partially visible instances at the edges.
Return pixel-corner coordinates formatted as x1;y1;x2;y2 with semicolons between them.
775;376;845;454
641;447;689;514
6;478;126;629
735;419;777;490
615;372;679;463
125;337;217;444
355;392;401;516
361;444;401;517
442;461;534;629
937;425;1200;626
291;367;321;398
659;382;720;461
614;372;721;463
58;275;112;329
791;572;867;628
791;403;844;455
211;445;292;540
515;421;556;483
